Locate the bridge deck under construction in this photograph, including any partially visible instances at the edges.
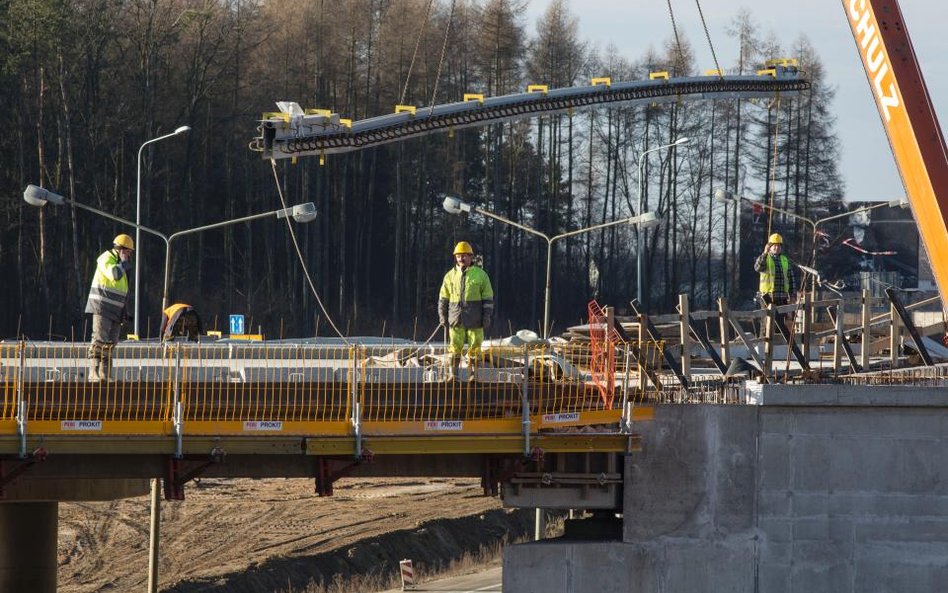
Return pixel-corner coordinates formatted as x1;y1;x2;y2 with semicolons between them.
0;339;654;461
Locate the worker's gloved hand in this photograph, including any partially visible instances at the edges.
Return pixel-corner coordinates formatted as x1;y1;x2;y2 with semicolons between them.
483;314;492;332
438;317;447;328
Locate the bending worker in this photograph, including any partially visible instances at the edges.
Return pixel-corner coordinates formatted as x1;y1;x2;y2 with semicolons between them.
160;303;204;342
85;234;134;381
438;241;494;382
754;233;796;328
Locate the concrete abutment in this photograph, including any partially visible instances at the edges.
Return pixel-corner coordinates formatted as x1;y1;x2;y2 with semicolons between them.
504;385;948;593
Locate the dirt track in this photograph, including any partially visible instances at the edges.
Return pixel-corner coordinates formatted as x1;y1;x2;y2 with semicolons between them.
58;477;518;592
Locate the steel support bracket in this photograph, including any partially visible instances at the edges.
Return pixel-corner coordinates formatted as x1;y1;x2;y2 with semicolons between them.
313;455;365;497
529;446;545;465
163;447;225;501
0;447;48;498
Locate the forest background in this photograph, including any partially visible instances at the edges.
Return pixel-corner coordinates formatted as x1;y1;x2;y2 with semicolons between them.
0;0;846;340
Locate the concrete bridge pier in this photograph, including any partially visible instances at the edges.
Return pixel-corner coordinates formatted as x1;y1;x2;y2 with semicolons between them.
0;478;150;592
0;502;58;593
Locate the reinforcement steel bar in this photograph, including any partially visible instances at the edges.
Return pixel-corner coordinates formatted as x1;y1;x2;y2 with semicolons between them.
253;70;808;160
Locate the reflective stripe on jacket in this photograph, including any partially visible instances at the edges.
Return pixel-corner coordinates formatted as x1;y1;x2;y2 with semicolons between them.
85;249;129;321
438;265;494;329
758;254;791;294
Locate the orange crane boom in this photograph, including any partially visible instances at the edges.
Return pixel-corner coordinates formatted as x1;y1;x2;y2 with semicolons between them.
843;0;948;302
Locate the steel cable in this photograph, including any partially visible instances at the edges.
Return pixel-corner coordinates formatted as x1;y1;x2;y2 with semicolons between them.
694;0;723;78
269;159;351;345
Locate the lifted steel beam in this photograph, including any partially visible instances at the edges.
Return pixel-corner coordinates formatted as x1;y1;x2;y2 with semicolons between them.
253;69;808;160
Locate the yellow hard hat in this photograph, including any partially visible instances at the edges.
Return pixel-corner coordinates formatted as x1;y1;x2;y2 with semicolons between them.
113;234;135;250
768;233;783;245
453;241;474;255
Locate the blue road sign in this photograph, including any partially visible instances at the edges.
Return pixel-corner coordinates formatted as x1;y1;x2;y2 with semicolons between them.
229;314;245;335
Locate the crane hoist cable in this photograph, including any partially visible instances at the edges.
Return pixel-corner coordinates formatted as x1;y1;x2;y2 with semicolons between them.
399;0;435;106
269;158;351;345
428;0;456;114
765;96;783;238
665;0;686;75
694;0;723;78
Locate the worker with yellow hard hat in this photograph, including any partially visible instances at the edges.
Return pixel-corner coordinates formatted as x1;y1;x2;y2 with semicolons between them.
438;241;494;382
161;303;204;342
754;232;796;318
84;233;135;381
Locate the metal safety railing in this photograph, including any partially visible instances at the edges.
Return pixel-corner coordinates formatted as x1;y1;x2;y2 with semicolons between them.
0;338;663;439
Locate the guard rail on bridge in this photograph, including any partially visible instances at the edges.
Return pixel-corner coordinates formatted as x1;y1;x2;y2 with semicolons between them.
0;340;663;457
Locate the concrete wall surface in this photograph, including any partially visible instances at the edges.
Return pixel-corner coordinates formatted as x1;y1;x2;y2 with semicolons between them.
504;386;948;593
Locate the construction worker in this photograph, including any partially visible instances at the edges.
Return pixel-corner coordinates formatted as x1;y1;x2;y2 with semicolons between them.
85;234;134;381
438;241;494;382
754;232;796;330
160;303;204;342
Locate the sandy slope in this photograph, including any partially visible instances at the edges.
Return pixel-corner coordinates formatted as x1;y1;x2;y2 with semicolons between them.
58;477;507;592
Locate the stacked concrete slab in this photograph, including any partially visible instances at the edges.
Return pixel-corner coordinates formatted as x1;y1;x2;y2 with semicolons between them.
505;384;948;592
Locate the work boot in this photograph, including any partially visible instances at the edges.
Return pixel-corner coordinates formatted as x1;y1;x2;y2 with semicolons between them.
88;361;101;383
445;354;462;382
466;356;478;383
98;359;111;382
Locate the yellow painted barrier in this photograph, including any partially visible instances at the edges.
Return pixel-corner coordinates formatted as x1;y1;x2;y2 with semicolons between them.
3;338;663;439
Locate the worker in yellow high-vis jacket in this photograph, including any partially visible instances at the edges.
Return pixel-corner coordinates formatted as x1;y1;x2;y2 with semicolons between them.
85;234;134;381
438;241;494;382
754;232;796;331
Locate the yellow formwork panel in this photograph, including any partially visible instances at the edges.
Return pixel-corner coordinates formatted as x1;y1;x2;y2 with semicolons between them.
183;420;352;436
337;433;637;455
0;419;17;436
533;406;652;429
27;420;171;436
362;418;521;436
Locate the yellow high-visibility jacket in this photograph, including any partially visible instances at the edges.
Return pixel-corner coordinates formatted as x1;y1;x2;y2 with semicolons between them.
84;250;129;321
438;265;494;329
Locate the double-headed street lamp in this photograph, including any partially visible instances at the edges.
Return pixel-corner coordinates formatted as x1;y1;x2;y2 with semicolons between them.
23;184;316;331
637;137;690;307
442;194;661;338
714;189;908;295
25;184;315;593
158;203;316;313
135;126;191;337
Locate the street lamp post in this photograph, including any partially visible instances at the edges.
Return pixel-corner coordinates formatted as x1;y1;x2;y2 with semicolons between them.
24;183;168;249
135;126;191;338
24;183;316;330
24;183;315;593
442;194;660;338
159;203;317;313
713;189;908;296
636;137;689;308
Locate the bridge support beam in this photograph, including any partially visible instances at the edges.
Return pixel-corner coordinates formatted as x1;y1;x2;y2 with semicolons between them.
0;502;57;593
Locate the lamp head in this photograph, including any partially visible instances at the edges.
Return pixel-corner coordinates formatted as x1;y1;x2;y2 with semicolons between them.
23;184;65;207
636;211;661;229
675;137;690;145
291;202;318;223
174;125;191;135
441;193;473;215
714;188;737;204
887;198;910;209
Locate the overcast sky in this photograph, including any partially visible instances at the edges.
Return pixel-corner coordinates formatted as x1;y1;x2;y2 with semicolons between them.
522;0;948;202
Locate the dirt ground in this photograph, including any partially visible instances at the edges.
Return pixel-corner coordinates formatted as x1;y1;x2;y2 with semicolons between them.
58;477;526;593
